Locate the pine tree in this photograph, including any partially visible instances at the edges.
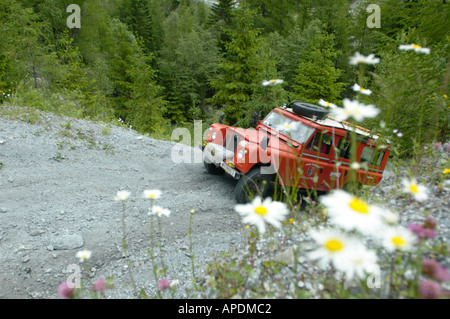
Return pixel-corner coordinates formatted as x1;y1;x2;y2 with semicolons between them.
210;3;264;125
292;21;346;105
160;25;220;122
125;50;168;134
210;0;237;25
118;0;157;54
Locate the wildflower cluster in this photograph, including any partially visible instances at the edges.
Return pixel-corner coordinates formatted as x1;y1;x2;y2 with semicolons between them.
0;89;13;103
58;189;182;299
126;189;176;297
305;48;448;297
57;250;110;299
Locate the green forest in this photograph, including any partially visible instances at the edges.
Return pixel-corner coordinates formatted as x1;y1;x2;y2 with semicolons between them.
0;0;449;154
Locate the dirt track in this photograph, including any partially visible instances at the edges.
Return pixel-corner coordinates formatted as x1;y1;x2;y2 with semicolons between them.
0;107;242;298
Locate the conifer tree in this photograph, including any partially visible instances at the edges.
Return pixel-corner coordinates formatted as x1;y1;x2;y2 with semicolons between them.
292;21;346;105
210;3;264;125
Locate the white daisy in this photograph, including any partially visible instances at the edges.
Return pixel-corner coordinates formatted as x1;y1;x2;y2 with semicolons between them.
234;196;289;234
381;226;418;252
319;190;384;236
149;205;171;217
262;79;284;86
349;52;380;65
334;244;379;281
352;83;372;95
318;99;337;109
398;44;430;55
401;178;428;202
76;250;92;262
115;190;131;201
330;99;380;122
380;209;399;226
143;189;162;200
307;229;359;269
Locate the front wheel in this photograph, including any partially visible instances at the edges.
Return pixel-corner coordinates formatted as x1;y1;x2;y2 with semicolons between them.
204;161;224;175
234;167;275;203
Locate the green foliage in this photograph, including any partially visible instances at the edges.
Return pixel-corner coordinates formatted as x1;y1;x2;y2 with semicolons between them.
158;3;220;124
292;21;346;104
0;0;448;147
210;3;266;126
124;50;168;134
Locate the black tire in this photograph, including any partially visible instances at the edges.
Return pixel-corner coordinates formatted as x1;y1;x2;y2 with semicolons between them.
290;101;328;120
234;167;275;203
204;161;224;175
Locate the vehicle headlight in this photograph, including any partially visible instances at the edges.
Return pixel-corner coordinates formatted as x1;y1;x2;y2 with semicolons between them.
239;140;249;147
237;148;247;160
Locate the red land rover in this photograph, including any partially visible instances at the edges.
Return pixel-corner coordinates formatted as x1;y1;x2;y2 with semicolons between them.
202;101;390;203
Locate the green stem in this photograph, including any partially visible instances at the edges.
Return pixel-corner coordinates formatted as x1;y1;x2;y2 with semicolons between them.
121;201;137;296
148;205;162;299
157;216;166;275
188;210;196;284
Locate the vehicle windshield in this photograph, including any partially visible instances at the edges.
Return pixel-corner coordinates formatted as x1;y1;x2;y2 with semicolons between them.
262;111;315;144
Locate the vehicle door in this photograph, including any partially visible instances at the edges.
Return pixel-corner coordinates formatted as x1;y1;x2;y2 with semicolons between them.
298;131;334;191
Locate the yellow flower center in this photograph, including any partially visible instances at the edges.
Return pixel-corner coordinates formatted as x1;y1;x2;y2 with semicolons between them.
254;206;268;216
392;236;405;247
349;198;369;214
326;102;331;106
409;184;419;194
325;239;343;252
412;44;422;49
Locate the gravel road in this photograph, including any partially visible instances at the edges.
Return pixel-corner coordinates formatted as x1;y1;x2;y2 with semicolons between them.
0;106;242;299
1;106;449;299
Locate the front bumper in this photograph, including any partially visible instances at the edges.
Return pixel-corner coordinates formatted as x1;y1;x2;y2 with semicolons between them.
202;142;240;179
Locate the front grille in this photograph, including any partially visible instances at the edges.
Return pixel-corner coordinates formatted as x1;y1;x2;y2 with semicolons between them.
225;133;241;152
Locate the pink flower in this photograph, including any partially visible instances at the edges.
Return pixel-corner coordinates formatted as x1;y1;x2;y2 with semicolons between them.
158;278;171;291
92;278;107;294
419;280;441;299
423;217;437;230
58;281;75;299
435;266;450;282
408;224;435;240
432;142;442;151
421;259;450;282
421;259;440;277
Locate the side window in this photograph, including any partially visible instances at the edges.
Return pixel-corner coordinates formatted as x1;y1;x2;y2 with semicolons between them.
373;149;385;166
361;146;386;167
361;147;374;163
306;133;333;154
337;139;351;159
